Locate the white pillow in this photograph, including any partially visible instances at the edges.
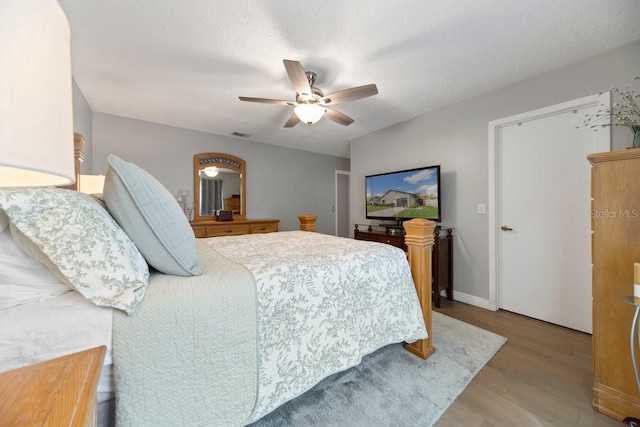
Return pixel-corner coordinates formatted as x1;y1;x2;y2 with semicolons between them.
103;154;202;276
0;188;150;315
0;209;7;233
0;211;70;311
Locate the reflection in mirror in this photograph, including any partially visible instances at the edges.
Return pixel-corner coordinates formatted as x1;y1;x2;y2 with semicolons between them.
193;153;246;222
198;170;241;216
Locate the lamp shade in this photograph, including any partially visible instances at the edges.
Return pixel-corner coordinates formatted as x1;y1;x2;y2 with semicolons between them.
79;175;106;195
0;0;75;187
294;104;326;125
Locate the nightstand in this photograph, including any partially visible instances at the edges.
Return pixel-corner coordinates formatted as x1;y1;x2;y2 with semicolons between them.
0;346;106;426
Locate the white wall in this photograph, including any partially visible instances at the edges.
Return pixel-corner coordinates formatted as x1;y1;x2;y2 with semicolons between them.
350;39;640;304
91;112;349;233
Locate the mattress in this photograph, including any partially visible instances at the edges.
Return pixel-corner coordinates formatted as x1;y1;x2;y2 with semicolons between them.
0;290;114;397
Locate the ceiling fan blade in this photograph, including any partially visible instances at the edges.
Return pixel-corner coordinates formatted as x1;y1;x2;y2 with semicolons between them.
239;96;295;106
283;60;312;97
324;107;354;126
321;84;378;105
284;113;300;128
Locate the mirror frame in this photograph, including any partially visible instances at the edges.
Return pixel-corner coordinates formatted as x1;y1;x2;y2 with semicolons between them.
193;152;246;222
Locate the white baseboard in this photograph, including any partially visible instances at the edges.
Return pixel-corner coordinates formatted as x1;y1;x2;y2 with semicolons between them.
451;290;495;311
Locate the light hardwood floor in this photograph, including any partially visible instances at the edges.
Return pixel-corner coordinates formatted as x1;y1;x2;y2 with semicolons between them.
433;300;626;427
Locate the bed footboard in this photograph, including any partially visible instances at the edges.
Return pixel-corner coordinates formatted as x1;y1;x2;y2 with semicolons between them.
297;213;317;232
297;215;436;360
402;218;436;359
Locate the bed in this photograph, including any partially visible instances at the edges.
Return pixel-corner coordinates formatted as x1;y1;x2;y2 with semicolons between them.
0;151;436;426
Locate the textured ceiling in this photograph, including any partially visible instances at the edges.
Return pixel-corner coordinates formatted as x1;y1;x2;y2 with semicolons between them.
57;0;640;158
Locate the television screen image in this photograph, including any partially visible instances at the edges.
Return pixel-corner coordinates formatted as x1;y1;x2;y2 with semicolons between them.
365;165;441;223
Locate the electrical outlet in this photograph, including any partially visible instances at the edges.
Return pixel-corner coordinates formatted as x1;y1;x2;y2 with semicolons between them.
477;203;486;215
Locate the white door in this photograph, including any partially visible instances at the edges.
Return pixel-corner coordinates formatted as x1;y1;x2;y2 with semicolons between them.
490;94;610;334
335;171;350;237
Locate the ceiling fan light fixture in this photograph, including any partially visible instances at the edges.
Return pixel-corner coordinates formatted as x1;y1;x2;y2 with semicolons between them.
239;59;377;128
294;103;325;125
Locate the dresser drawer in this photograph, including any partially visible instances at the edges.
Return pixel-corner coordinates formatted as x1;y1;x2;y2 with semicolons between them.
355;232;379;242
191;219;279;238
378;234;405;248
354;230;406;250
206;224;251;237
250;223;277;234
191;226;206;238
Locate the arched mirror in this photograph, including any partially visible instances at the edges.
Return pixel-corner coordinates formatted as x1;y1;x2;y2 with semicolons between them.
193;153;246;222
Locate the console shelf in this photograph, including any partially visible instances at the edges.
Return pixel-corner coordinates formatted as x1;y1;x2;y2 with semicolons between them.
354;224;453;307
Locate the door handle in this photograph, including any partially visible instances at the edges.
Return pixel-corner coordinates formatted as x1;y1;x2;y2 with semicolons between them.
501;225;513;231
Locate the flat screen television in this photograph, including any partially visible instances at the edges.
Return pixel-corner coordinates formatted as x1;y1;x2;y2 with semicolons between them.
365;165;441;223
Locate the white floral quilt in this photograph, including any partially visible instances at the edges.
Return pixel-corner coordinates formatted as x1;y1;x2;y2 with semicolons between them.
204;231;427;423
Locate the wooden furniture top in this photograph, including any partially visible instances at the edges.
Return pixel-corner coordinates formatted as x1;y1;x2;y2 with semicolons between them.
588;147;640;164
0;346;106;427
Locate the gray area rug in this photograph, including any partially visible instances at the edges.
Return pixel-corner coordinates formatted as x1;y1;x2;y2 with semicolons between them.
249;311;507;427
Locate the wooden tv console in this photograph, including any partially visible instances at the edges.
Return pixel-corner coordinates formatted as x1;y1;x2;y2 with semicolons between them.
354;224;453;308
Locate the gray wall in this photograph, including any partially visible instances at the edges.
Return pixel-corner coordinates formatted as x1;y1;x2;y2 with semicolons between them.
350;39;640;304
91;113;349;233
72;78;93;174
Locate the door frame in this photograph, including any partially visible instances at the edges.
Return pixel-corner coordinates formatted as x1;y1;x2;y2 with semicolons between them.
335;170;350;237
487;93;610;311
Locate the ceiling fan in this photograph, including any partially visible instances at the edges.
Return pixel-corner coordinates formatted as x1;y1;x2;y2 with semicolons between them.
239;59;378;127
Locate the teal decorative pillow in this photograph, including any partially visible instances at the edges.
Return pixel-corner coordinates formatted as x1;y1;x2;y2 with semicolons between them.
0;188;149;314
103;155;202;276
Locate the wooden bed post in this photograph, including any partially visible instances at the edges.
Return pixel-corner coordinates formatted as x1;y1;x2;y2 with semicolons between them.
403;218;436;359
298;214;317;232
61;133;85;191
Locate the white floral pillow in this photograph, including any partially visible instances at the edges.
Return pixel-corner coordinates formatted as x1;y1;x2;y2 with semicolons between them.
0;188;149;315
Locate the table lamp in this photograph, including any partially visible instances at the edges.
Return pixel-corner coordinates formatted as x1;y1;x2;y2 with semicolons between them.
79;175;106;195
0;0;75;187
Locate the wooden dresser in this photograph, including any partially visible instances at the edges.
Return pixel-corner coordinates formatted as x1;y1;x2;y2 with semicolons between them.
0;346;106;426
190;218;279;238
589;148;640;421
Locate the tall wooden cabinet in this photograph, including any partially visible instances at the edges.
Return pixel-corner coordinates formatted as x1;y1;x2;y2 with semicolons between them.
589;149;640;421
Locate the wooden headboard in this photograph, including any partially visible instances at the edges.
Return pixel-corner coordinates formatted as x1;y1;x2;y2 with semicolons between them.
62;132;86;191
